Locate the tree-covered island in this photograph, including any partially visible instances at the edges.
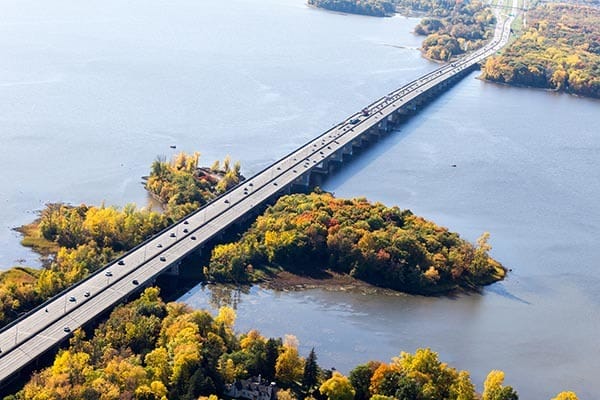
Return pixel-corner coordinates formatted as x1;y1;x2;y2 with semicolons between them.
205;192;505;294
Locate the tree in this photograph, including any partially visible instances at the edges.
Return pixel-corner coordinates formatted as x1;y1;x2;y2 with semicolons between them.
303;348;320;392
482;370;518;400
319;372;355;400
552;392;579;400
277;388;297;400
349;362;380;400
449;371;475;400
393;348;459;400
264;338;281;381
275;335;304;386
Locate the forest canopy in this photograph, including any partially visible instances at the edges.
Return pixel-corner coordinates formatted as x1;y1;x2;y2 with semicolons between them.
481;3;600;98
7;286;531;400
205;193;505;294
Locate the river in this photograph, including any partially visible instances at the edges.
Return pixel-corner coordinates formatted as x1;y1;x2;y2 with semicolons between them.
1;0;599;398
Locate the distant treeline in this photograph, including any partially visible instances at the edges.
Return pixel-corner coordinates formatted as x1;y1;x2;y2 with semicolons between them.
205;192;505;294
481;3;600;98
308;0;495;61
307;0;395;17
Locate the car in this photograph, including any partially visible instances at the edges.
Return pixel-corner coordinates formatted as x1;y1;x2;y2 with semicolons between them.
68;296;76;302
132;279;139;285
118;260;125;266
183;220;189;225
191;236;197;241
160;256;166;262
105;271;113;277
63;326;71;333
224;199;230;204
84;291;90;298
183;228;189;233
349;118;360;124
157;243;163;248
249;183;253;187
169;232;176;238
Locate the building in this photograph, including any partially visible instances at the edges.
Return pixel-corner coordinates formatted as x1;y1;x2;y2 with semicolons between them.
224;376;277;400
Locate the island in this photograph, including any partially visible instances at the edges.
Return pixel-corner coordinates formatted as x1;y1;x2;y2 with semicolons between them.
205;192;505;294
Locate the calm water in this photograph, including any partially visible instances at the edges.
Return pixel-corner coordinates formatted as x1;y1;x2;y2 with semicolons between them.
2;0;599;398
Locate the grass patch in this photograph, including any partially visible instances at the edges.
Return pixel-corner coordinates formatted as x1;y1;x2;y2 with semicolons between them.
15;221;60;256
0;266;40;286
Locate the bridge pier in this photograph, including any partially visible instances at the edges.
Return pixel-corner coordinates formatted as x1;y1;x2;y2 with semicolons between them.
163;261;181;276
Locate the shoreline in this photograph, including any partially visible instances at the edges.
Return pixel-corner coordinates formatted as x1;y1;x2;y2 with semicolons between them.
257;269;487;297
260;270;390;294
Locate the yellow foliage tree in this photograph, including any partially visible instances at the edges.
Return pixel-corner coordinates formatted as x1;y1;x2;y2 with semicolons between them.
319;372;356;400
275;335;305;385
552;392;579;400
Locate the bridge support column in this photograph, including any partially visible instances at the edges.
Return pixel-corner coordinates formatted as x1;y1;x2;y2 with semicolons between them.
164;261;181;276
378;118;389;133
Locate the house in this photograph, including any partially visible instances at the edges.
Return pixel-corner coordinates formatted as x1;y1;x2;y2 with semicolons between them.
224;376;277;400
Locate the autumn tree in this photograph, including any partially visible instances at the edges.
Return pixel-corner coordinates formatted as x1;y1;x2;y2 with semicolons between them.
482;370;518;400
349;361;381;400
275;335;305;386
319;372;355;400
552;392;579;400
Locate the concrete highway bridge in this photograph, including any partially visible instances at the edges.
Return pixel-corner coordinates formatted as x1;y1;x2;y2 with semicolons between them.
0;6;516;390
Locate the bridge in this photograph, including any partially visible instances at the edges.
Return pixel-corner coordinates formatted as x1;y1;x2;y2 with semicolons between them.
0;4;516;389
